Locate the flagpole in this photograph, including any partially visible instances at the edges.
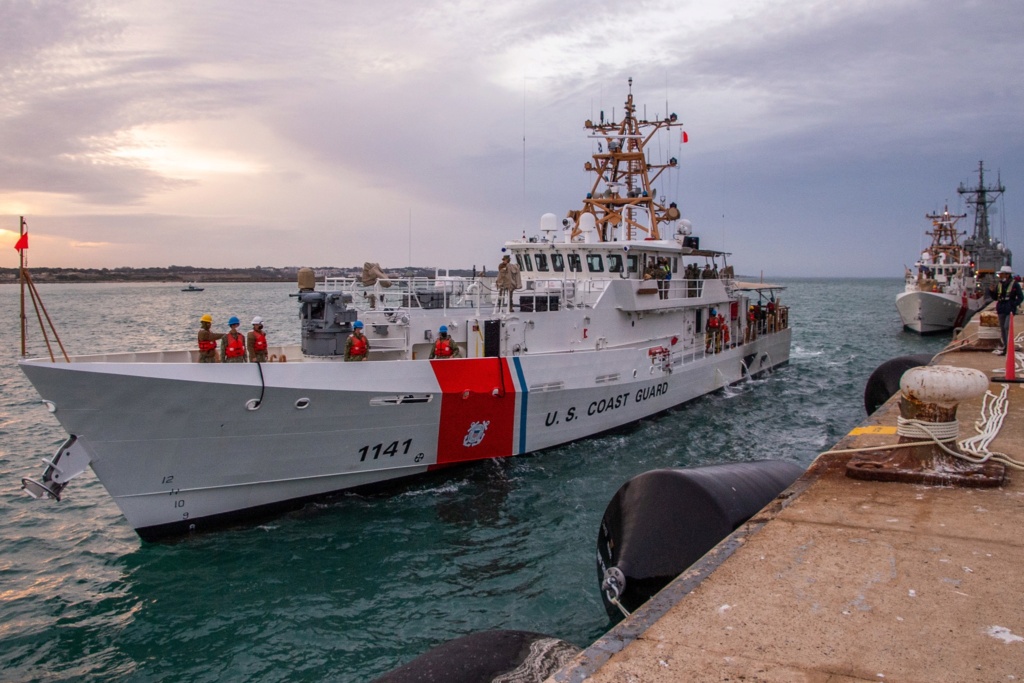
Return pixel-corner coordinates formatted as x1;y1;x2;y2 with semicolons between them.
19;216;26;357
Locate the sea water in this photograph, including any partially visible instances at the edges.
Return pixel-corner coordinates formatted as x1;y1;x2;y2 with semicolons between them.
0;279;949;682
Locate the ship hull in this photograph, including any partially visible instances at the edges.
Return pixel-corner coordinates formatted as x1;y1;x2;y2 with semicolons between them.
20;331;790;540
895;290;982;334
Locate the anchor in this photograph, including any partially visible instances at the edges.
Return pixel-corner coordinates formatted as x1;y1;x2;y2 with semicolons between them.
21;435;93;501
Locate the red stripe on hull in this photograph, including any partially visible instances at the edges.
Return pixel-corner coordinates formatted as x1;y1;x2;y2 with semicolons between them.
430;358;517;464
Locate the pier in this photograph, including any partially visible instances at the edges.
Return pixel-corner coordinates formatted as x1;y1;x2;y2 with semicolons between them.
551;313;1024;682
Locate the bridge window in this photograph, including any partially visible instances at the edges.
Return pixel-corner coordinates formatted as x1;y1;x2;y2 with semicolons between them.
607;254;624;273
627;255;639;273
567;254;582;272
586;254;604;272
552;254;565;272
535;253;549;272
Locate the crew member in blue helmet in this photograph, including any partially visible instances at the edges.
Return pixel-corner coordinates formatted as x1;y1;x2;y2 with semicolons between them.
430;325;460;359
345;320;369;362
221;316;248;363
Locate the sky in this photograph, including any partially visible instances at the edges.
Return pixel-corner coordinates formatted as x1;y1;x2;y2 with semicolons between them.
0;0;1021;277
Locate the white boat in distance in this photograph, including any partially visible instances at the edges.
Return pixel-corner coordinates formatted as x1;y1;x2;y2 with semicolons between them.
20;81;792;541
896;207;984;334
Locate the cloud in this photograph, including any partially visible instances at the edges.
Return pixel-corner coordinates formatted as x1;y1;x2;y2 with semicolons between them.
0;0;1021;275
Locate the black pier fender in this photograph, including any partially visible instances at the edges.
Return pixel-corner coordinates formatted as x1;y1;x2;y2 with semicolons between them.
863;353;934;415
371;630;581;683
596;459;805;620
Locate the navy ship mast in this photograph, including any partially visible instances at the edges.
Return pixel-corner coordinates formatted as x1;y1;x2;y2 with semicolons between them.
958;160;1011;288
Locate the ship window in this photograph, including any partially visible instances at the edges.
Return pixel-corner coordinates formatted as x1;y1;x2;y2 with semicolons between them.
551;254;565;272
671;257;678;273
627;255;639;273
567;254;582;272
522;254;534;271
587;254;604;272
607;254;624;273
535;253;549;272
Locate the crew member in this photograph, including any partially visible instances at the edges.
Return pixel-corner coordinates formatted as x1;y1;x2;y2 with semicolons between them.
430;325;460;359
221;316;248;363
988;265;1023;356
345;320;369;361
706;308;720;353
248;316;268;363
197;314;224;363
656;257;670;299
496;254;521;311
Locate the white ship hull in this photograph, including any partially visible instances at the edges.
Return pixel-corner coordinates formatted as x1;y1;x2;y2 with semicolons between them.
21;327;790;540
895;290;982;334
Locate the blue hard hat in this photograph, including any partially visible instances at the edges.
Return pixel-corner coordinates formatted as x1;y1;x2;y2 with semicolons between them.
228;316;240;326
353;320;364;328
439;325;448;333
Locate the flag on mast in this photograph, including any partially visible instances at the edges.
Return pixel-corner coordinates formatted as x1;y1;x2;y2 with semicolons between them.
14;233;28;251
680;131;689;143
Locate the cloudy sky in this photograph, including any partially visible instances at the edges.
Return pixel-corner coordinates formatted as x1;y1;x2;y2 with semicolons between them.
1;0;1021;277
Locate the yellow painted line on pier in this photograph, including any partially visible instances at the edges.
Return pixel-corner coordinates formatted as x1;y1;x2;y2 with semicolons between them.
847;425;898;436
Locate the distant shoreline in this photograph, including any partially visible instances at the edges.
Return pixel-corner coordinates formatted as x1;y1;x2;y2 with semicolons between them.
0;265;476;284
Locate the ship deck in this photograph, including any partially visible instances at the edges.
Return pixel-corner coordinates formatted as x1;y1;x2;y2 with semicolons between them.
550;311;1024;682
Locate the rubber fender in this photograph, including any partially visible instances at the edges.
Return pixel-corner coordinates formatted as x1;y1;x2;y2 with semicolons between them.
863;353;934;415
596;460;804;620
371;630;582;683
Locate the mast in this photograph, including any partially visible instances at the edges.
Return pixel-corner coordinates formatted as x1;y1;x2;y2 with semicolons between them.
19;216;26;357
958;160;1004;247
923;206;967;260
576;78;685;242
958;160;1012;275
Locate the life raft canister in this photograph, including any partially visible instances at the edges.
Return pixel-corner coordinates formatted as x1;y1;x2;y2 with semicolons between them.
224;332;246;358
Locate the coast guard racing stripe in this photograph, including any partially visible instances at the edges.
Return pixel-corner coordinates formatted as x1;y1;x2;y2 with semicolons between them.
430;358;518;465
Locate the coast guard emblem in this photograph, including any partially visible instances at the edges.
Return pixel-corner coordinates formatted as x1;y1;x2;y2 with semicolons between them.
463;420;490;447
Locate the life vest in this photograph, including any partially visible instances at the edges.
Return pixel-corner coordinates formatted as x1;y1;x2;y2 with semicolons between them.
434;337;455;357
224;332;246;358
349;333;367;357
997;281;1016;300
198;337;217;352
252;331;267;352
718;315;729;342
707;316;719;330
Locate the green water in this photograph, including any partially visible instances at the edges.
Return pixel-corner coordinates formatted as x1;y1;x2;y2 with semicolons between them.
0;279;949;681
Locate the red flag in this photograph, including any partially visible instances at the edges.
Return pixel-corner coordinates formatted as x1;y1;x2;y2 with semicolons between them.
13;233;28;251
681;131;689;143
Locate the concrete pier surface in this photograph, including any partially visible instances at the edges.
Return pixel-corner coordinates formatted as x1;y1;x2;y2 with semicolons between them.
551;316;1024;682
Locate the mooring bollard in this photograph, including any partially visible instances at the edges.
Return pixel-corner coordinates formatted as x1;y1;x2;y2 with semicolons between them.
972;311;1003;351
846;365;1005;487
